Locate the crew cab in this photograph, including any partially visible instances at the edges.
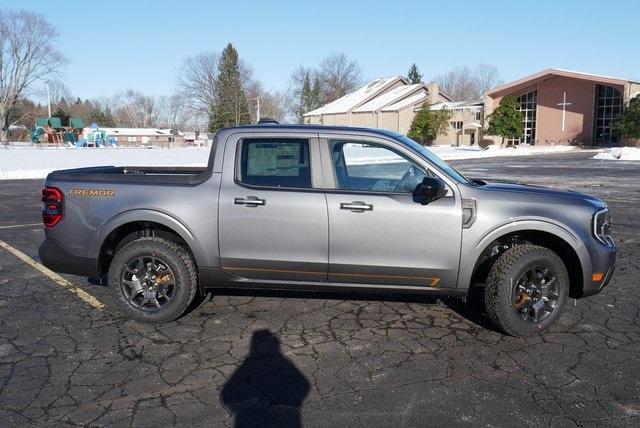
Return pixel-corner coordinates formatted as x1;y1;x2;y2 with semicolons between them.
39;125;616;336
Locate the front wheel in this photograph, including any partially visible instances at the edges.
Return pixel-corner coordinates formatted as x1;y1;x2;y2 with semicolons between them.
484;244;569;336
108;237;198;323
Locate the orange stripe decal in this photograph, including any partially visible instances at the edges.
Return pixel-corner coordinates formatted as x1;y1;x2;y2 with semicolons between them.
222;266;440;286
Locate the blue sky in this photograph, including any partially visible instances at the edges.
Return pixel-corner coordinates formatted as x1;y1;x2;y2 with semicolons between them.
7;0;640;100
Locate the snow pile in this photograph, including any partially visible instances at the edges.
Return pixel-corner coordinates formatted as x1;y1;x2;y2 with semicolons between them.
0;147;209;180
593;147;640;161
428;144;576;160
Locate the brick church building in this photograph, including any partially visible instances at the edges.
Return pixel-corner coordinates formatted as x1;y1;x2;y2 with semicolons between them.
484;69;640;146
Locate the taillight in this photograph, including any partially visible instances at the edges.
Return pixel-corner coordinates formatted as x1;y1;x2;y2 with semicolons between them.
42;186;63;227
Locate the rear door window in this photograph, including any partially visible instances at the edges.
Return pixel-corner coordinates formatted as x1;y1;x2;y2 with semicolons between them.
239;138;311;188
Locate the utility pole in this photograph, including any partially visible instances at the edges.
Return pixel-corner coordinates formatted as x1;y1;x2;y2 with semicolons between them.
46;80;52;117
254;97;261;123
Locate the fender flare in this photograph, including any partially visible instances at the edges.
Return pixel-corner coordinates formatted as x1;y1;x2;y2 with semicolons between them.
458;218;592;289
91;209;207;266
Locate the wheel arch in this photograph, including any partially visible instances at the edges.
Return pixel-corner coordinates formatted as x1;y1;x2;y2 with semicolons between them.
465;221;590;299
95;210;206;275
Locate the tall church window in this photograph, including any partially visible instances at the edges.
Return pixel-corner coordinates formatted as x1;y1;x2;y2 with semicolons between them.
518;90;537;145
593;85;622;144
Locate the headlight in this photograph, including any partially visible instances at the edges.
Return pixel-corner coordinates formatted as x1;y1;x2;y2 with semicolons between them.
593;208;612;245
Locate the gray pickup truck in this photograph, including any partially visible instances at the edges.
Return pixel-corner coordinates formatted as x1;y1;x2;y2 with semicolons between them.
39;124;615;336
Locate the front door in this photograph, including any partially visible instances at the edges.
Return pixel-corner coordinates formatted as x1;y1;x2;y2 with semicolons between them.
324;138;462;288
218;136;328;282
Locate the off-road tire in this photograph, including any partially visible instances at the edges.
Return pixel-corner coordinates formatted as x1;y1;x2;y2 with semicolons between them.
108;237;198;323
484;244;569;336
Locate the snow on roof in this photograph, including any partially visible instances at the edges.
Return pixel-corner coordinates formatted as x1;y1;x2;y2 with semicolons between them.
430;101;466;110
430;101;482;111
84;127;175;137
304;76;403;116
381;91;429;112
353;84;425;113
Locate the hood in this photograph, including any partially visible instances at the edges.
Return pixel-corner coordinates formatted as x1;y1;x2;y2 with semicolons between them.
476;180;606;209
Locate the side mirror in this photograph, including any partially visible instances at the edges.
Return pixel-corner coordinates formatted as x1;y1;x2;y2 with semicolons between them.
413;176;447;205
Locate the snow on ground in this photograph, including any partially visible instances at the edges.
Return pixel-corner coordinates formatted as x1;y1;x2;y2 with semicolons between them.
428;144;576;160
593;147;640;161
0;144;579;180
0;147;209;180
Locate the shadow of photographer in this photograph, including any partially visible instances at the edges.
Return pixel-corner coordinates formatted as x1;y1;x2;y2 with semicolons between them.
221;329;310;427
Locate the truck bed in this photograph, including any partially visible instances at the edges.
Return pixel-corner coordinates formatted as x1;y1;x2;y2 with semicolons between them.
46;166;210;185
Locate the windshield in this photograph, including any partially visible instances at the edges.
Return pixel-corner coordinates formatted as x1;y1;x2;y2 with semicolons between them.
391;134;470;184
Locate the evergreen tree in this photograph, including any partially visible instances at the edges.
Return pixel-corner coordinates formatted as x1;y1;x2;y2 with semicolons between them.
75;97;82;105
407;63;423;84
407;104;451;145
89;107;115;127
296;73;323;123
486;95;524;147
298;72;312;122
311;76;322;107
613;96;640;144
52;108;70;127
208;43;251;131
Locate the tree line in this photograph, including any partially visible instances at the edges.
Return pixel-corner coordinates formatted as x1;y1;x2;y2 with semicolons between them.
5;8;637;144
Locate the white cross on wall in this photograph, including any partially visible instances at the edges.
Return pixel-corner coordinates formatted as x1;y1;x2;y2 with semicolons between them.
557;91;572;132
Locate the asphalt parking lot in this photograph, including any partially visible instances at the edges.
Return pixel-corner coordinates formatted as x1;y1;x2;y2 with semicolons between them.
1;151;639;427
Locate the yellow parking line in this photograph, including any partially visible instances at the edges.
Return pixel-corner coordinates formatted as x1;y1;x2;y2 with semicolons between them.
0;240;105;310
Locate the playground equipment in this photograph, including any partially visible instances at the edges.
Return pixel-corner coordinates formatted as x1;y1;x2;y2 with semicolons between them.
81;124;117;147
30;126;47;145
32;117;86;146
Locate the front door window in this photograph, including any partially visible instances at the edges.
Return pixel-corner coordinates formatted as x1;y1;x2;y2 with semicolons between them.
330;140;427;193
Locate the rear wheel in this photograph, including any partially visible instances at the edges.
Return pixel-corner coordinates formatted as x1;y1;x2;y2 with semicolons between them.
484;244;569;336
108;237;197;323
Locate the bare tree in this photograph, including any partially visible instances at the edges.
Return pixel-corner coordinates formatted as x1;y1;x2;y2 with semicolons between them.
246;80;286;123
0;10;66;141
435;64;504;101
474;63;504;98
319;53;362;103
285;54;361;122
435;66;478;101
119;91;161;127
157;94;191;129
176;52;219;120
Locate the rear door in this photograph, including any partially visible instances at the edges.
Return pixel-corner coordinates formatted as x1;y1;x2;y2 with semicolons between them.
218;132;328;283
322;135;462;288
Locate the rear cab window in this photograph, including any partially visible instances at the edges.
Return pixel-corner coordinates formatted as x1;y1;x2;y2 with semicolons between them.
238;138;311;188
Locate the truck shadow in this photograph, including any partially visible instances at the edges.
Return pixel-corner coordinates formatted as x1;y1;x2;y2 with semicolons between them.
221;329;310;428
201;288;502;334
92;274;501;334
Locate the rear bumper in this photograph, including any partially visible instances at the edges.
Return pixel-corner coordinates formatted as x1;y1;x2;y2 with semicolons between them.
38;238;99;277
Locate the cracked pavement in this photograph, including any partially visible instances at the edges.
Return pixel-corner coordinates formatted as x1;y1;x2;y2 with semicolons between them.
0;151;639;426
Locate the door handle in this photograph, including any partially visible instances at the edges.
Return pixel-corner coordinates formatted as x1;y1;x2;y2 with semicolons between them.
340;201;373;212
234;197;266;207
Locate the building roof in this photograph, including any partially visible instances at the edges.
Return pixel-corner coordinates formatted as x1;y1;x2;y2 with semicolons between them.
486;68;638;97
69;117;84;128
353;84;426;113
381;91;429;112
304;76;405;116
430;101;483;110
36;117;62;128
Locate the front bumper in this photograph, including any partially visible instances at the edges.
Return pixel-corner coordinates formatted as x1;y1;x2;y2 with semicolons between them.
39;238;99;277
582;241;616;297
